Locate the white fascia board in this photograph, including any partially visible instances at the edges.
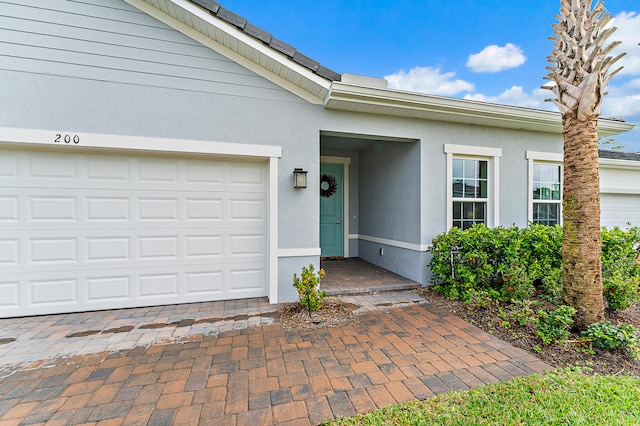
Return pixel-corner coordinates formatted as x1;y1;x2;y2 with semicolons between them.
599;158;640;170
0;127;282;158
125;0;330;105
526;152;640;170
325;82;635;137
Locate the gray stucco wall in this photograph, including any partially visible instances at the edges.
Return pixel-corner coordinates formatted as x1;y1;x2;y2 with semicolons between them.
359;140;421;243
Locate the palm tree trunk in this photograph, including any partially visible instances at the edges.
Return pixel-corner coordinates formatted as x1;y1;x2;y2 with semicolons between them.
561;112;604;329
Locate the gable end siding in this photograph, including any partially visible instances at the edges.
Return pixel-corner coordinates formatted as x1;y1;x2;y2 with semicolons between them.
0;0;296;102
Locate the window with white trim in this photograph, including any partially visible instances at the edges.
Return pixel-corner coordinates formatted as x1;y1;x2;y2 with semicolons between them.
452;158;488;229
532;162;562;225
526;151;563;226
445;144;501;230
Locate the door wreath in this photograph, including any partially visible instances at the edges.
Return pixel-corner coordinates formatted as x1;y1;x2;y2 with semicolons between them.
320;174;338;198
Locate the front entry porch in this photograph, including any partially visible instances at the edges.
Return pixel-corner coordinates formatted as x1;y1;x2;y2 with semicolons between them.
320;257;421;296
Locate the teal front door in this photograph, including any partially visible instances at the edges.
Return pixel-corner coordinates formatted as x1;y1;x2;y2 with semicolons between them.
320;163;344;257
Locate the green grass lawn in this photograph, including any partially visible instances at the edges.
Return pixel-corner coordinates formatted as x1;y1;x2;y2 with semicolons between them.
323;368;640;425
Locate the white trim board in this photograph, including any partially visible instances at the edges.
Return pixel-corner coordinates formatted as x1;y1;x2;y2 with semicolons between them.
0;127;282;158
350;234;430;252
526;151;563;162
278;248;322;258
268;157;279;303
601;187;640;195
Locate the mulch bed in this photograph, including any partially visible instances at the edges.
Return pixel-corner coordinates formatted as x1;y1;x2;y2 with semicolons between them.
417;287;640;377
278;297;360;332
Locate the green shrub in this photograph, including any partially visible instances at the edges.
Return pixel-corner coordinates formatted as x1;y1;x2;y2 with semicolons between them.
499;263;534;302
540;267;563;304
428;224;640;310
464;289;495;310
603;270;640;311
536;305;576;345
519;223;563;278
506;299;538;326
293;264;327;312
601;226;640;311
428;224;556;302
582;321;640;359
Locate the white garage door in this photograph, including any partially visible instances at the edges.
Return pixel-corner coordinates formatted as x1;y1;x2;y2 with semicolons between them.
0;149;269;318
601;193;640;229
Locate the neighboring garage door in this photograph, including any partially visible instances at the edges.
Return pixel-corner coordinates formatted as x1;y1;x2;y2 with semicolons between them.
0;149;269;318
601;193;640;229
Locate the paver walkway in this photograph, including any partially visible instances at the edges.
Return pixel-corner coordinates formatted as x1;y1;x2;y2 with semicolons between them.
321;258;421;295
0;292;551;425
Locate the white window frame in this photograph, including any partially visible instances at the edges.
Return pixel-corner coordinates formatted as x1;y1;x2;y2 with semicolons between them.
527;151;563;226
445;144;501;229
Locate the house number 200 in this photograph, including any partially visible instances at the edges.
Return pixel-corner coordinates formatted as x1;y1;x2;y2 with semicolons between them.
54;134;80;144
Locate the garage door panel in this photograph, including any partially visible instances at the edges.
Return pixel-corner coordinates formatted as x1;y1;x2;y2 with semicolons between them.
0;149;269;318
30;155;77;180
87;157;130;181
0;152;19;178
0;238;19;266
87;275;131;301
0;281;19;308
229;268;267;292
1;151;267;191
30;237;77;264
139;273;179;298
0;196;19;221
186;235;222;258
87;196;131;221
30;195;78;222
138;197;179;221
2;230;266;269
30;277;79;306
186;198;223;221
601;193;640;229
186;271;223;295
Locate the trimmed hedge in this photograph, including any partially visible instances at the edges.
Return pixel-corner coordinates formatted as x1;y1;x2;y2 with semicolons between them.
428;224;640;310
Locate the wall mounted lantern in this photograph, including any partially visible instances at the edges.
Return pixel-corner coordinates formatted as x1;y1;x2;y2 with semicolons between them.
293;168;308;188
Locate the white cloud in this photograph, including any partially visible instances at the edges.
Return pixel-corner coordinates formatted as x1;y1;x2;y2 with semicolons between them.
384;66;474;95
466;43;527;73
610;12;640;76
463;86;551;110
603;79;640;118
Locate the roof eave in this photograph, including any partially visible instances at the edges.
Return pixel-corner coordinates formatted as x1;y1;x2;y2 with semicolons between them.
124;0;334;104
324;82;635;137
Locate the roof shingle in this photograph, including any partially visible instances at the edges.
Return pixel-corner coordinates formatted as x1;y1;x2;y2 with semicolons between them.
188;0;341;82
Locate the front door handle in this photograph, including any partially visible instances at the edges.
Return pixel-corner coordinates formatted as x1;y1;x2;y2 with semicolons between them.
336;216;341;224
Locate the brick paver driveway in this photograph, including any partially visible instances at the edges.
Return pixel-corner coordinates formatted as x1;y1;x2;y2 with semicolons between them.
0;291;550;425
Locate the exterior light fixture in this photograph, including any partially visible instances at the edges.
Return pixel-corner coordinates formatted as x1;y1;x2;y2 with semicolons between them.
293;168;308;188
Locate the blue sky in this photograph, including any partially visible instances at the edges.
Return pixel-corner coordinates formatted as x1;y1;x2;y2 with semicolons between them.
225;1;640;152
